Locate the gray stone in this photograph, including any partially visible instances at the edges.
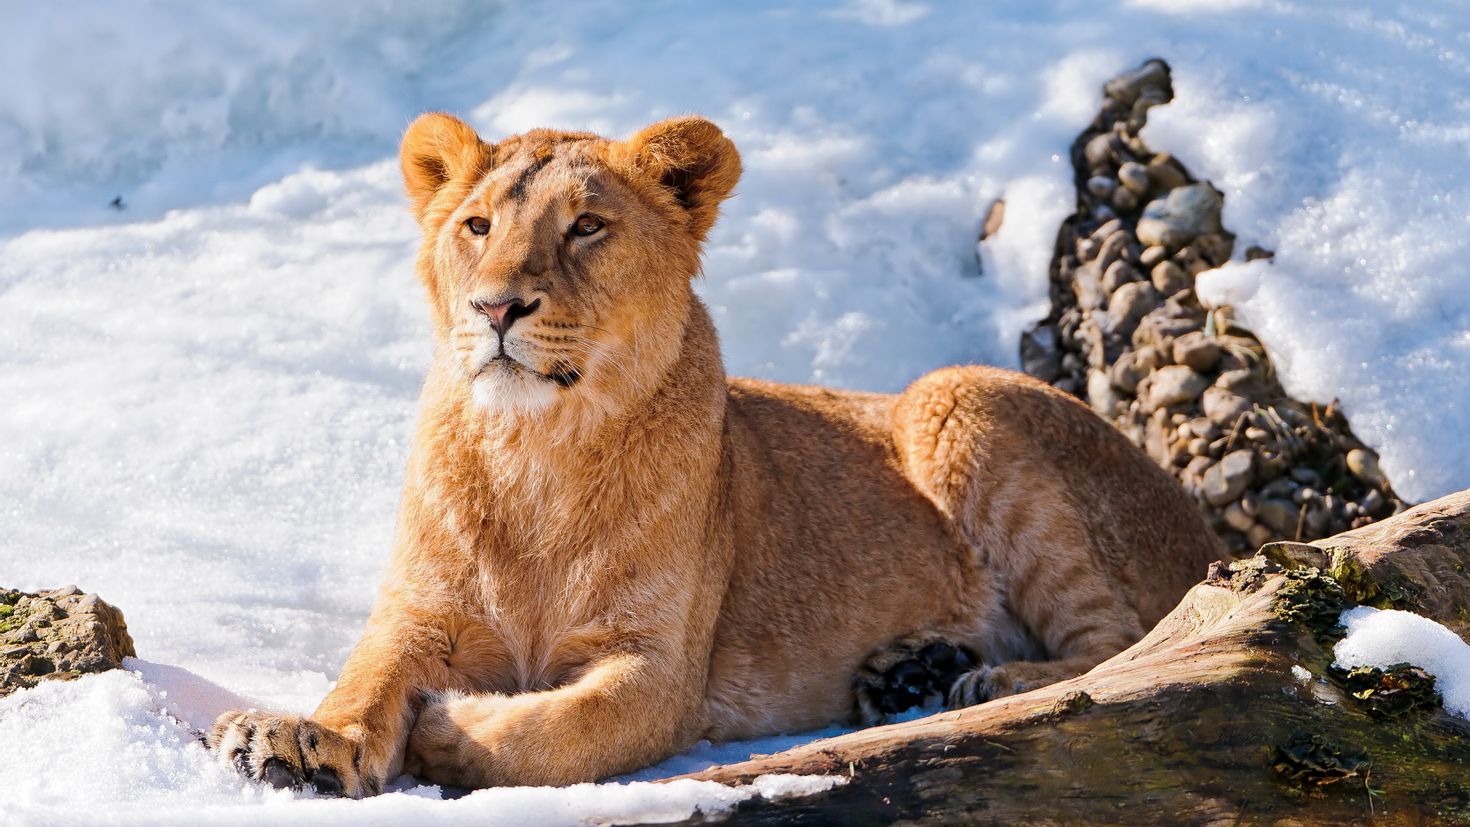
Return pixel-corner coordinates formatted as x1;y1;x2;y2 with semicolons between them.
1111;186;1139;212
1118;162;1151;195
1147;155;1189;191
1203;449;1254;507
1202;385;1252;425
1223;503;1255;532
1257;498;1300;535
1150;260;1191;297
1087;369;1121;416
1148;365;1210;411
1086;176;1116;200
1104;59;1170;107
1102;259;1140;294
1085;133;1121;168
1105;281;1161;339
1020;325;1062;382
1346;448;1387;490
1172;331;1222;372
1136;184;1224;249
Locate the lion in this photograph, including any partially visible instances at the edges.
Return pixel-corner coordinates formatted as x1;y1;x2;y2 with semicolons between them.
207;113;1227;796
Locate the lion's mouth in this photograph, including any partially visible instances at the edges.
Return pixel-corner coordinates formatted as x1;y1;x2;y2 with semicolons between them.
480;353;581;389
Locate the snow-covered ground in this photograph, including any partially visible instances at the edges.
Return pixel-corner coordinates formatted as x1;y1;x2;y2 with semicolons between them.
2;0;1469;824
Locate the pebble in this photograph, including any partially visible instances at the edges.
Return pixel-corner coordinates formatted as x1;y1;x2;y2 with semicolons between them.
1106;282;1161;338
1203;449;1254;506
1195;233;1234;267
1147;365;1210;411
1088;369;1121;416
1223;503;1255;532
1202;386;1252;425
1140;245;1169;268
1103;259;1140;294
1108;351;1148;394
1136;184;1224;249
1087;176;1117;199
1244;426;1270;443
1363;488;1386;514
1092;218;1124;241
1188;437;1210;457
1146;155;1189;191
1172;331;1222;372
1111;186;1139;212
1257;498;1300;535
1289;468;1320;486
1096;230;1133;271
1118;162;1151;195
1150;260;1191;297
1085;133;1121;168
1247;524;1274;550
1346;448;1387;489
1104;59;1170;106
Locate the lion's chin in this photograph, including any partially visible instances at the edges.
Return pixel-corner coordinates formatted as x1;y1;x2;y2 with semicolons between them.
469;365;561;415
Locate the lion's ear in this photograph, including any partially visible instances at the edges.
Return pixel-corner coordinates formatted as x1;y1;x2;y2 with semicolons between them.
400;113;490;222
622;116;741;242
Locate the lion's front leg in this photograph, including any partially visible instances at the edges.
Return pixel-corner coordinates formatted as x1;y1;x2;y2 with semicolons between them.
209;601;456;797
403;651;699;788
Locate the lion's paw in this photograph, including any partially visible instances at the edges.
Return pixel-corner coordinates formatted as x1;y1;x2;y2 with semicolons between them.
207;710;375;798
853;634;977;724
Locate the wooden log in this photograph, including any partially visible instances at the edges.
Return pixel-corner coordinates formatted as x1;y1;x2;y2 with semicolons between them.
665;490;1470;825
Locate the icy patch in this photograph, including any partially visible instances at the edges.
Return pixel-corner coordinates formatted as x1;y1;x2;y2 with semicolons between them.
1333;606;1470;718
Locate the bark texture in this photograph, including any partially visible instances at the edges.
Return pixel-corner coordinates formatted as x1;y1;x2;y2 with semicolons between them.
666;490;1470;825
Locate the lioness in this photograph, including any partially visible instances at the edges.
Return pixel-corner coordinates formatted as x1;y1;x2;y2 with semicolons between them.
208;114;1226;796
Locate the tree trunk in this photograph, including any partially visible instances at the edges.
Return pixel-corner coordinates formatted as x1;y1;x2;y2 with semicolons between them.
666;490;1470;825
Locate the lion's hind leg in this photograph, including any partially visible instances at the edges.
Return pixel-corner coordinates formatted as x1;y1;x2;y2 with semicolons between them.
852;633;978;724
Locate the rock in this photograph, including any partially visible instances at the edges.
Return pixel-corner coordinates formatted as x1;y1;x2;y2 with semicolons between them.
1202;385;1252;425
1147;365;1210;411
1096;230;1132;272
1245;245;1275;262
1257;498;1300;535
1108;351;1148;394
1087;369;1120;416
1194;233;1234;267
1203;449;1254;507
1104;58;1170;107
0;586;135;698
1346;448;1387;489
1105;282;1161;339
1139;245;1169;268
1118;162;1151;195
1102;260;1140;294
1111;186;1138;212
1149;260;1191;297
1171;331;1222;372
1246;523;1274;550
1085;133;1121;168
1020;325;1062;382
1146;154;1189;191
1363;488;1386;515
1086;176;1116;200
1223;503;1255;532
1136;184;1224;249
1091;218;1124;242
982;200;1006;240
1073;263;1106;311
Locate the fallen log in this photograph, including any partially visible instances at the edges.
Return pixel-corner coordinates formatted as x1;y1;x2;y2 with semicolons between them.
668;490;1470;825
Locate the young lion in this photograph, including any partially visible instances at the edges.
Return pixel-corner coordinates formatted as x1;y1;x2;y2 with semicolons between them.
208;113;1226;796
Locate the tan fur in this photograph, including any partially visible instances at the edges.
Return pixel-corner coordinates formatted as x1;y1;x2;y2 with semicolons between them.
209;113;1227;794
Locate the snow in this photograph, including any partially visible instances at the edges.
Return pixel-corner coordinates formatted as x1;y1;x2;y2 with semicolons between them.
1334;606;1470;719
2;0;1470;823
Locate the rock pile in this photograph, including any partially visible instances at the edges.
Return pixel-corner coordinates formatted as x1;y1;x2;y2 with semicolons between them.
0;585;136;697
1019;59;1406;555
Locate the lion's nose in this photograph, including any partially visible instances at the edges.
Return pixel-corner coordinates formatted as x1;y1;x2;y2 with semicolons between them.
471;296;540;336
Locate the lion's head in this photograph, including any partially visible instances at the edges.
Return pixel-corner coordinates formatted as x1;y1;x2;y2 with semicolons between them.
399;113;740;417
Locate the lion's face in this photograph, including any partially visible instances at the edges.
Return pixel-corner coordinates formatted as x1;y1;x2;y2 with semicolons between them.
400;115;740;416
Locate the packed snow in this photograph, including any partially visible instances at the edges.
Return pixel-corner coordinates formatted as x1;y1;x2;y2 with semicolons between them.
2;0;1469;824
1334;606;1470;719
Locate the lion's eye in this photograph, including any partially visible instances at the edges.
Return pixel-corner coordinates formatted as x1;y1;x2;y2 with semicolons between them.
570;214;605;238
465;217;491;236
